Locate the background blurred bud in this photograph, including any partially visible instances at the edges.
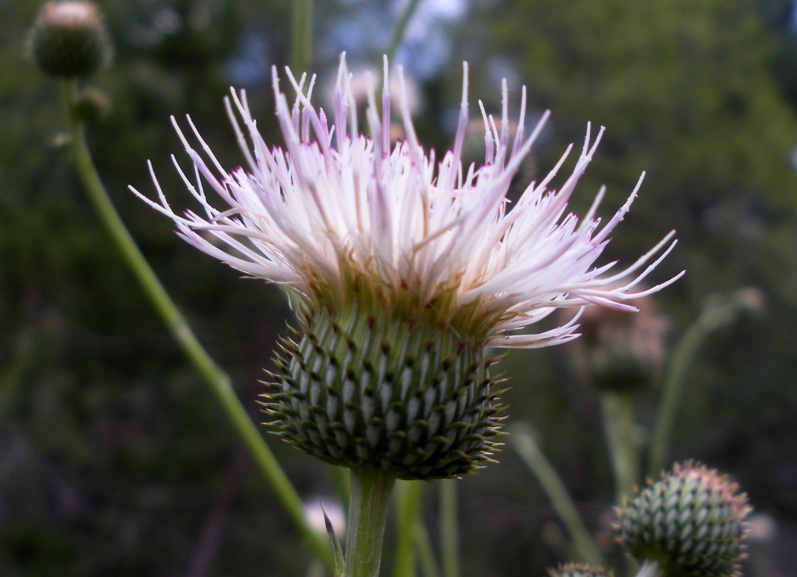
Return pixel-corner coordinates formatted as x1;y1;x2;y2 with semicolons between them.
547;562;613;577
344;66;424;116
616;461;752;577
701;287;765;326
325;65;424;143
570;293;669;393
73;85;111;124
744;512;776;544
48;131;73;149
27;1;113;78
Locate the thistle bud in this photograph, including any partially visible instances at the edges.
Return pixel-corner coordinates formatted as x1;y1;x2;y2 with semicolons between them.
616;462;751;577
547;563;613;577
74;85;111;123
571;293;668;393
263;282;503;481
27;1;112;78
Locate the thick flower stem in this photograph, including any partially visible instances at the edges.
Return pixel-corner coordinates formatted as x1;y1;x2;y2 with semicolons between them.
345;468;396;577
58;78;333;571
393;480;422;577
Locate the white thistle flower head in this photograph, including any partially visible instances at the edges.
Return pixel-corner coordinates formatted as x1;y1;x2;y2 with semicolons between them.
130;54;682;479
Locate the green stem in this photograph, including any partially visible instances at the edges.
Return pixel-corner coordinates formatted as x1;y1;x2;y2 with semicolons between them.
511;424;604;565
393;480;422;577
59;78;333;571
335;465;352;516
344;468;396;577
600;392;639;501
291;0;314;72
439;480;459;577
646;321;706;479
385;0;422;62
413;524;440;577
647;291;758;478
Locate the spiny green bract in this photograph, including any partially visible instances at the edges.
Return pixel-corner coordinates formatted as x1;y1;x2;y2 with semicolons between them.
262;280;504;480
616;461;751;577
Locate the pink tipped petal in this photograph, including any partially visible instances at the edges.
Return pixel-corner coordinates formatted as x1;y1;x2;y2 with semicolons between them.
131;55;680;350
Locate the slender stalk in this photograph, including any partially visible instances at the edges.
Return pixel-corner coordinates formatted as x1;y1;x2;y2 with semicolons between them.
385;0;422;62
59;78;333;570
393;480;422;577
291;0;314;72
413;524;441;577
600;391;638;501
646;320;705;479
439;480;459;577
511;425;604;565
344;468;396;577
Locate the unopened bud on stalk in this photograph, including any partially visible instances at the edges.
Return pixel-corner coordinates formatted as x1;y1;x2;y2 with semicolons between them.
616;461;751;577
27;1;112;78
547;563;613;577
572;293;668;393
74;85;111;123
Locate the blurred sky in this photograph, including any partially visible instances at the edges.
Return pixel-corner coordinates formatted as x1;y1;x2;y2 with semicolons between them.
229;0;467;86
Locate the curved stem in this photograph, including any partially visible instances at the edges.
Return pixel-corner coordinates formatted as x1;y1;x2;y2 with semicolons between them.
344;468;396;577
511;424;604;565
600;391;639;502
647;290;759;478
646;320;706;479
59;78;333;570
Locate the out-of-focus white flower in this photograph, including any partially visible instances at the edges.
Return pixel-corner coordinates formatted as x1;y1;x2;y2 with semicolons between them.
130;54;680;350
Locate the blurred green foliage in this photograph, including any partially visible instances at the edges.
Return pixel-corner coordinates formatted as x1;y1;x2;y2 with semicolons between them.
2;0;797;575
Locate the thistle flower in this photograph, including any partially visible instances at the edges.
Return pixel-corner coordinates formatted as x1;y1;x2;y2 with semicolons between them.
616;461;752;577
130;55;680;479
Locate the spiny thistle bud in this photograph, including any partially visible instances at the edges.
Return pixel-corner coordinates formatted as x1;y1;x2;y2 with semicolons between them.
547;563;613;577
27;1;112;78
264;278;503;480
616;461;751;577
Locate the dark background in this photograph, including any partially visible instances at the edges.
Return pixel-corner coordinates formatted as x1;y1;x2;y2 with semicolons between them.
3;0;797;575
